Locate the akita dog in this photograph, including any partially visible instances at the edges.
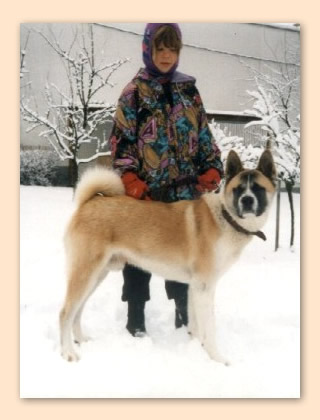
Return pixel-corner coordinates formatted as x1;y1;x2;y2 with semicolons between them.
60;148;276;363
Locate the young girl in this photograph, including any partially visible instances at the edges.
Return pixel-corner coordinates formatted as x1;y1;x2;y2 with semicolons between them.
110;23;223;336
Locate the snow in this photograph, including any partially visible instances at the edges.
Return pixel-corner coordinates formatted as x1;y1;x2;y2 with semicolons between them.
20;185;300;398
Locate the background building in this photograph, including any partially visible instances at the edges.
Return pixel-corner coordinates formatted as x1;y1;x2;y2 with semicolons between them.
20;23;300;181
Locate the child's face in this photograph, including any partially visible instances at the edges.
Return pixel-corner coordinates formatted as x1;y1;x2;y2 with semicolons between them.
152;42;179;73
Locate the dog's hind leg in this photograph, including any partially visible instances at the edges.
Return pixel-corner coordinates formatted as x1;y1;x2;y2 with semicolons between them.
60;253;108;362
73;267;109;345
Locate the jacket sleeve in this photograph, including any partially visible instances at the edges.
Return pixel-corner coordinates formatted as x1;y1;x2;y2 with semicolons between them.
193;86;224;177
110;82;140;174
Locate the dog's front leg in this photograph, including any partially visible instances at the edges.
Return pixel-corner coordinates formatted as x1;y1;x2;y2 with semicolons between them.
190;280;228;365
187;287;198;338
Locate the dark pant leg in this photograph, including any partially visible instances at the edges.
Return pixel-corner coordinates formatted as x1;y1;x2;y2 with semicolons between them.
122;264;151;336
165;280;189;300
165;280;189;327
122;264;151;302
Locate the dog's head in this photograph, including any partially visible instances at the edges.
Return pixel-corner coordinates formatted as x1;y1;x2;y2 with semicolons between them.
223;149;277;220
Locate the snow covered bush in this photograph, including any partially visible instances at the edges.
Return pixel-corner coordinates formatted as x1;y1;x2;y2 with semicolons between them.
210;79;300;249
209;120;252;165
20;149;60;186
245;86;300;185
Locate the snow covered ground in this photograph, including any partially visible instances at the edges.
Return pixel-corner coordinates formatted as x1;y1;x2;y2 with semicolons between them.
20;185;300;398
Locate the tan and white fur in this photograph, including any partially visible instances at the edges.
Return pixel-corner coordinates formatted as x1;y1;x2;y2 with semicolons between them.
60;149;276;363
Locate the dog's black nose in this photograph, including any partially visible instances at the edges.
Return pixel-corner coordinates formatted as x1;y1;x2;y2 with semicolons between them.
241;195;254;210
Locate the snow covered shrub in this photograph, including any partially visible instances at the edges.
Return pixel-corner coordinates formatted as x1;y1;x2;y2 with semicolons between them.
20;149;60;186
244;87;300;186
209;120;250;165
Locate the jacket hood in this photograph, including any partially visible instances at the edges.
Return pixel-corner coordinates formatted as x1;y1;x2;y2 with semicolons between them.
135;68;196;84
142;23;182;78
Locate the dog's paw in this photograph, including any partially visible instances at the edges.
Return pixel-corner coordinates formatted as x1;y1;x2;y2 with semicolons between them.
203;343;230;366
209;351;230;366
74;333;90;345
61;348;80;362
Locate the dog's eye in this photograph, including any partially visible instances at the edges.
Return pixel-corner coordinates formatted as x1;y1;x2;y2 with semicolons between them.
233;185;244;196
251;183;264;193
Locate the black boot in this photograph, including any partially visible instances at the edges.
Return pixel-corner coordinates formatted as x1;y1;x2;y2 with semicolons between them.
175;296;188;328
126;301;147;337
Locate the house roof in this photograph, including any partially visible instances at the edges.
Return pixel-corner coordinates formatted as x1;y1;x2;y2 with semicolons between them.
251;23;300;31
206;109;261;120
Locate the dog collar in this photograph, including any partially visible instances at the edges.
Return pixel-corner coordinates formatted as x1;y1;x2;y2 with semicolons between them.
221;205;267;241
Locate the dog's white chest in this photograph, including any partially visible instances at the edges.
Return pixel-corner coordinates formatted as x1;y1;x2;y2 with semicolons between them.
213;234;247;279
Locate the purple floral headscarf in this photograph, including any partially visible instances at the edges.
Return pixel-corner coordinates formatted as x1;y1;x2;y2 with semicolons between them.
142;23;182;78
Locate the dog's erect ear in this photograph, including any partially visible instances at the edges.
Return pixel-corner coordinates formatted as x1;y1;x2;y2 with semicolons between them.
225;150;243;182
257;149;277;183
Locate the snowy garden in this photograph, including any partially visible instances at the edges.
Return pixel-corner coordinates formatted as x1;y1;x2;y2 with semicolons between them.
20;119;301;397
20;23;300;398
20;184;300;398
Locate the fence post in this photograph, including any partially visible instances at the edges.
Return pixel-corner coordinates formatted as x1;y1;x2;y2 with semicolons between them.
275;179;281;251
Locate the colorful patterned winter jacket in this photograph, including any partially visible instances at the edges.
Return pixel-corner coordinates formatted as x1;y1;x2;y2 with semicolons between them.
110;68;223;201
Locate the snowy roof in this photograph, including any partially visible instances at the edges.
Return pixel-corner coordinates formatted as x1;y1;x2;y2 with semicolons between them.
206;109;262;119
96;22;300;34
95;23;300;65
251;23;300;32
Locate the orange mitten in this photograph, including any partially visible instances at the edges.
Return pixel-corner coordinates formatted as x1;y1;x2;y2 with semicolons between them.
122;172;150;199
197;168;221;192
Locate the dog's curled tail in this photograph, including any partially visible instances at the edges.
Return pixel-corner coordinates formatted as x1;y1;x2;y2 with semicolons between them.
74;166;125;207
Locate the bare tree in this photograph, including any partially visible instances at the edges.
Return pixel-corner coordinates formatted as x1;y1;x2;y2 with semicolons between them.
20;24;129;185
20;29;31;88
